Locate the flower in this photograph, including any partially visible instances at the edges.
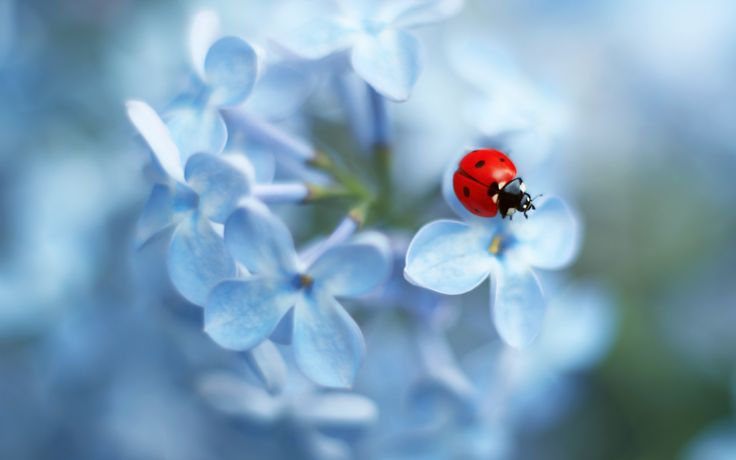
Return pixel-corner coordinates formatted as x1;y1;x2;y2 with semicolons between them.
276;0;463;101
199;365;378;459
448;37;569;168
204;200;391;388
403;159;581;347
126;100;253;306
166;13;259;160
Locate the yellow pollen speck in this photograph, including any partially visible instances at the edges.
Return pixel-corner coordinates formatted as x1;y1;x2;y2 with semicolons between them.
488;236;502;255
299;274;314;287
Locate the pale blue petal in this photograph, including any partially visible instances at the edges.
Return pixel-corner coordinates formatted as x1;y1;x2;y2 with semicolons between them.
167;213;236;306
384;0;463;29
293;292;365;388
184;153;253;223
492;259;545;348
205;277;297;351
205;36;258;107
270;308;294;345
126;100;185;182
244;340;287;393
510;197;581;270
245;60;317;120
294;392;378;429
278;17;358;60
198;372;280;423
404;220;493;295
684;422;736;460
136;184;196;247
188;10;220;79
166;107;227;162
308;235;392;297
137;186;175;246
540;282;616;371
351;28;421;101
224;200;300;276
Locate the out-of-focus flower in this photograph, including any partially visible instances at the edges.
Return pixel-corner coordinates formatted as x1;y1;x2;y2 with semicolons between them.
464;281;617;430
404;158;581;347
166;12;259;159
205;200;391;388
684;373;736;460
198;346;378;460
448;37;569;168
276;0;463;101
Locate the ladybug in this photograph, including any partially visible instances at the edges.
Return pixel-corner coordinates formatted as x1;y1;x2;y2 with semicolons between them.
452;149;538;219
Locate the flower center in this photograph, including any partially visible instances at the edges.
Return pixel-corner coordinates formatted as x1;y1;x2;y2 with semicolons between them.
298;274;314;288
488;236;503;255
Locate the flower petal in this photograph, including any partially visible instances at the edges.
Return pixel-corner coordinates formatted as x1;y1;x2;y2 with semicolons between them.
224;200;300;275
184;153;253;223
137;183;200;247
166;106;227;161
277;17;359;60
351;28;421;101
308;233;392;297
204;36;258;107
189;9;220;79
540;282;616;371
404;220;493;295
125;100;185;182
136;185;188;247
205;277;297;351
510;197;581;270
384;0;463;29
197;372;280;423
243;340;287;393
167;213;236;306
684;422;736;460
492;259;545;348
294;392;378;429
293;292;365;388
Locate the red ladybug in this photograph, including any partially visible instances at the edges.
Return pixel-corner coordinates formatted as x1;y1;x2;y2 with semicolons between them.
453;149;537;219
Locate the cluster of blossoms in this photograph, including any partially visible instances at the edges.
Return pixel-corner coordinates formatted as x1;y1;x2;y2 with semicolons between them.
125;1;614;457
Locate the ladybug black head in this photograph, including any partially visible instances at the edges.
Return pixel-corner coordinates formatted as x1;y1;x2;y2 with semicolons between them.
498;178;539;219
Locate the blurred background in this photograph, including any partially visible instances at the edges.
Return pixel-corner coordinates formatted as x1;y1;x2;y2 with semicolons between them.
1;0;735;459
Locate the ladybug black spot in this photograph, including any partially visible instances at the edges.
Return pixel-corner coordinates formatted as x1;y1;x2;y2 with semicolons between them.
475;160;486;168
473;207;480;213
499;158;505;162
463;187;470;197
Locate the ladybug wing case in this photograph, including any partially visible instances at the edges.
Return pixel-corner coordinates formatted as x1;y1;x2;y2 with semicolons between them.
453;170;498;217
453;149;518;217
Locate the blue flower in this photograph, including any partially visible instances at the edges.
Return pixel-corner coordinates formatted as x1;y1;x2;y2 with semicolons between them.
199;363;378;459
277;0;463;101
204;200;391;388
448;37;569;167
683;372;736;460
404;159;581;347
127;100;253;306
166;12;259;160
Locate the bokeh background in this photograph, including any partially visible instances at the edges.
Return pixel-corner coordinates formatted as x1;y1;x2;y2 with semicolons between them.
2;0;736;459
